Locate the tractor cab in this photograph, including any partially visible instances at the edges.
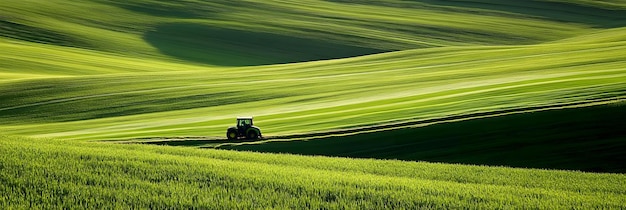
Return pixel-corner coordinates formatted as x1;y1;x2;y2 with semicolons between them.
227;116;262;140
237;117;253;133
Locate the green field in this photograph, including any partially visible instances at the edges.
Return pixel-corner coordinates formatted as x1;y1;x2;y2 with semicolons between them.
216;102;626;173
2;135;626;209
1;0;626;208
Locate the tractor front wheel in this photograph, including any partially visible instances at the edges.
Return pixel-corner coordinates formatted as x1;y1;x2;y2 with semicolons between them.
227;130;238;140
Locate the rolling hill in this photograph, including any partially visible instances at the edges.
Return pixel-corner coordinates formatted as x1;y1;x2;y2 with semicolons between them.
1;0;626;208
1;0;625;140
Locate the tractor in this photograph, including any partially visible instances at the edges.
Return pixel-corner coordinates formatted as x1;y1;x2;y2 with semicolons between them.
227;117;262;140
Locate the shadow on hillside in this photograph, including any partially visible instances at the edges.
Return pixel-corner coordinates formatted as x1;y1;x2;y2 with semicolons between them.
416;0;626;28
328;0;626;28
220;103;626;173
144;23;389;66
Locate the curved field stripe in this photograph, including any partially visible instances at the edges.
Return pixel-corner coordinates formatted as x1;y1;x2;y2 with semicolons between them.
1;1;625;141
128;96;624;147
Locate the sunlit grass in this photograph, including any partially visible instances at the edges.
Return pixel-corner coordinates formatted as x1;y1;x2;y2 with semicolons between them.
1;135;625;209
1;0;626;208
1;35;625;139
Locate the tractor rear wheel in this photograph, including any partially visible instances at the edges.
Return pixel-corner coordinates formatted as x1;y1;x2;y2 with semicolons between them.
227;130;238;140
247;129;259;139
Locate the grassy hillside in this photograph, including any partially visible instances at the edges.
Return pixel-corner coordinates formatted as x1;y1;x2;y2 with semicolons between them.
216;101;626;173
2;37;625;139
1;0;626;208
2;135;625;209
1;0;625;140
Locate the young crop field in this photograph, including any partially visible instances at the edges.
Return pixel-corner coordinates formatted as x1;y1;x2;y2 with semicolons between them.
2;135;626;209
1;0;626;208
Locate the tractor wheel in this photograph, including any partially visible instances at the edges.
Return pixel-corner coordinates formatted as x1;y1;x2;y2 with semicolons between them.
246;129;259;140
227;130;238;140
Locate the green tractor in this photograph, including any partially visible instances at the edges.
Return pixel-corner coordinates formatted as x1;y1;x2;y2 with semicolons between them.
227;117;262;140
